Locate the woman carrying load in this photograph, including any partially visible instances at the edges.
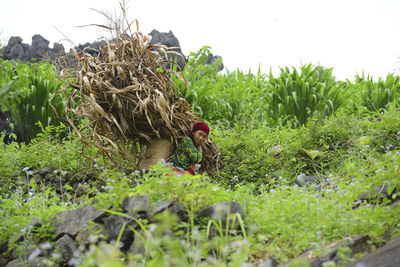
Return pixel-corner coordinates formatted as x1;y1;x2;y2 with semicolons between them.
170;122;210;175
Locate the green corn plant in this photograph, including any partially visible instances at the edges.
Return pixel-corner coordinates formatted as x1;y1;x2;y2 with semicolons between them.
212;67;268;124
8;62;66;143
353;73;400;112
264;64;345;127
170;46;223;119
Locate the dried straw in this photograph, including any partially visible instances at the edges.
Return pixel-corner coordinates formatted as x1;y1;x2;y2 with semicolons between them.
57;1;220;173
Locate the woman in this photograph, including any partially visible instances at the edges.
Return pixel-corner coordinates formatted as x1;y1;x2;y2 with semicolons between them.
171;122;210;175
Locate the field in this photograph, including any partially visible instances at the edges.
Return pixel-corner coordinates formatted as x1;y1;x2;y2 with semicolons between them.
0;44;400;266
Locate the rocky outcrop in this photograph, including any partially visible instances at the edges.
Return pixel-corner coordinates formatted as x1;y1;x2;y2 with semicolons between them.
2;199;244;266
348;235;400;267
149;29;186;71
3;35;64;63
2;31;223;72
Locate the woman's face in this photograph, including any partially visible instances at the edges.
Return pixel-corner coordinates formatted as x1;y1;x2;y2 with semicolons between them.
193;130;208;146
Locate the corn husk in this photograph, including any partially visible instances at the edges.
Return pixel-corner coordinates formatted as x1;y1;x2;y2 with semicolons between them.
56;2;220;173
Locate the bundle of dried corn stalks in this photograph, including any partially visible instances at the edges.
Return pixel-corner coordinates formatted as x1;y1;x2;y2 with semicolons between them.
57;2;220;173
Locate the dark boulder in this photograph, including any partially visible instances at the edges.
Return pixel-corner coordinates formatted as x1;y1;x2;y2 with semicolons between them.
149;29;185;71
282;235;370;267
51;205;105;237
3;34;63;63
348;235;400;267
197;201;244;230
0;111;22;144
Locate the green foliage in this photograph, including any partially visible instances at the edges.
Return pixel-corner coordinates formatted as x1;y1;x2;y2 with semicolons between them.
2;47;400;266
172;48;352;128
0;59;67;142
351;73;400;112
264;64;345;127
211;109;369;188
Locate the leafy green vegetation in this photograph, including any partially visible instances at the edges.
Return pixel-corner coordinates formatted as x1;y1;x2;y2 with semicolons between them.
0;58;66;142
1;47;400;266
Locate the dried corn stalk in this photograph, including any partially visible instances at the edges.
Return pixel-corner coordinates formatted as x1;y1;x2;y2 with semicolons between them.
57;2;220;173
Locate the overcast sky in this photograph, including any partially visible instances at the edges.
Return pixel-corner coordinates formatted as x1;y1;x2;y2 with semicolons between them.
1;0;400;81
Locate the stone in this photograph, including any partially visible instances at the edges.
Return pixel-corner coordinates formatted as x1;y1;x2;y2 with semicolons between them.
0;111;22;144
206;53;224;71
11;217;42;244
5;258;41;267
149;30;185;71
151;200;173;216
348;235;400;267
168;203;187;221
294;175;327;187
51;205;104;237
282;235;370;267
197;201;245;229
353;184;400;208
38;167;52;177
75;223;107;246
102;215;135;251
127;231;146;256
122;195;151;213
255;257;278;267
55;234;77;262
11;238;37;260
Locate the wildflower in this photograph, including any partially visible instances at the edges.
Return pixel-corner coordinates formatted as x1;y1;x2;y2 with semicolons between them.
23;167;29;172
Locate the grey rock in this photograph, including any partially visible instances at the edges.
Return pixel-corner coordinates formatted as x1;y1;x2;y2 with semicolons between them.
27;247;42;261
282;235;370;267
75;223;107;246
255;257;278;267
151;200;173;216
0;111;22;144
5;257;48;267
3;35;54;62
102;215;135;250
206;53;224;71
149;29;185;71
348;235;400;267
127;231;146;256
55;234;76;262
168;203;187;221
355;184;400;209
11;239;37;260
51;205;104;237
38;167;52;177
197;201;245;229
122;195;150;213
295;175;327;187
3;36;30;62
11;217;42;243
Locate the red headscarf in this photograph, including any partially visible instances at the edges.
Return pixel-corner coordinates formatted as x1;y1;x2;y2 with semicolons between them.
192;122;210;136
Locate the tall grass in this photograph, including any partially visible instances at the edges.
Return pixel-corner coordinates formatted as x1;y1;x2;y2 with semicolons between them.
0;59;66;142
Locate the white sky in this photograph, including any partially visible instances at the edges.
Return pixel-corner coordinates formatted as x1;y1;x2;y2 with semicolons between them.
1;0;400;81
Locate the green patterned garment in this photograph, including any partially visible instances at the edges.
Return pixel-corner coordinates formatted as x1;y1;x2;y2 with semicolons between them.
171;136;202;170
